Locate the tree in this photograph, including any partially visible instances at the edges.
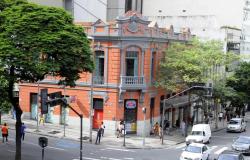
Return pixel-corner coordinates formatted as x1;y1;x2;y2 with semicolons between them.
227;62;250;109
156;38;238;92
0;1;94;159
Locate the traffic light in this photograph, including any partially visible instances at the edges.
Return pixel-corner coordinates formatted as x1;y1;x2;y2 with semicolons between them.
41;89;48;114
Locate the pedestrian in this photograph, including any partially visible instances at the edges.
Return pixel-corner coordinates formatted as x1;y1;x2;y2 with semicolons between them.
219;112;223;122
159;125;162;140
95;126;102;144
101;121;105;137
153;122;159;136
1;123;8;143
21;123;26;141
117;120;124;138
39;114;45;126
181;120;186;137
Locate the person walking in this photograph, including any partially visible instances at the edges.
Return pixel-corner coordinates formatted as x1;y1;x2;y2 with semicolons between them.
95;126;102;144
117;120;124;138
21;123;26;141
181;120;186;137
219;112;223;122
2;123;8;143
101;121;105;137
39;114;45;126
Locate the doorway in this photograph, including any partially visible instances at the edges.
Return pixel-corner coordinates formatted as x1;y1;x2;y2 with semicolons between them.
93;98;104;129
124;99;137;134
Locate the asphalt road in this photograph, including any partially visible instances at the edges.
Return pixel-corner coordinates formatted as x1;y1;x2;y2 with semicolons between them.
1;120;250;160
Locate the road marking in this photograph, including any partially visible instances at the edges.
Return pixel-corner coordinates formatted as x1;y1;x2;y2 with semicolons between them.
7;150;15;153
82;157;101;160
8;138;65;151
101;148;135;152
175;143;186;149
209;146;218;152
214;147;228;155
108;158;122;160
123;158;134;160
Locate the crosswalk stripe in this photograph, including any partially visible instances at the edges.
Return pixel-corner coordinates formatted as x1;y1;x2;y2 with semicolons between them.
82;157;100;160
210;146;218;151
101;148;135;152
175;144;186;149
214;147;228;155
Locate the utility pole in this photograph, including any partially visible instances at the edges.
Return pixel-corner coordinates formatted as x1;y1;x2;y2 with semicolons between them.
89;71;94;142
36;80;40;132
161;101;166;145
142;107;146;147
63;83;66;137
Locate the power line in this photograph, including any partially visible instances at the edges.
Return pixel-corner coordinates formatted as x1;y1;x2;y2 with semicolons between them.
74;0;102;20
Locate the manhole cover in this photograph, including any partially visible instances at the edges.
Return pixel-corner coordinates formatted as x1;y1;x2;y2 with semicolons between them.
48;130;61;134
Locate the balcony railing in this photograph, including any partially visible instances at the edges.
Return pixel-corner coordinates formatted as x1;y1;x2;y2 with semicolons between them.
93;76;104;85
120;76;146;89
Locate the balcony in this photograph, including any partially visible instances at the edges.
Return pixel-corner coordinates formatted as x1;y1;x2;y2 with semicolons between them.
93;76;104;85
120;76;146;90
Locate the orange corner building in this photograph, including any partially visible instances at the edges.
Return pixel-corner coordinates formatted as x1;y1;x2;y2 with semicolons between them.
19;11;192;135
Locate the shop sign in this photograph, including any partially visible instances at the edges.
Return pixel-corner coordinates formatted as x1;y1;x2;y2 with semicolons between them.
125;100;136;109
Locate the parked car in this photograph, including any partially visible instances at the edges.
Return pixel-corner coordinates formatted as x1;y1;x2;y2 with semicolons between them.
232;136;250;154
216;150;245;160
227;118;246;133
180;143;210;160
186;124;211;145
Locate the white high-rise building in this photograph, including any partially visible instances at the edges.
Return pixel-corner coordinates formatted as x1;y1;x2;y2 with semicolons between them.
241;0;250;60
143;0;245;40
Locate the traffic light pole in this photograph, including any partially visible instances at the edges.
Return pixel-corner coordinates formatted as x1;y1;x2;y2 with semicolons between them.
67;105;83;160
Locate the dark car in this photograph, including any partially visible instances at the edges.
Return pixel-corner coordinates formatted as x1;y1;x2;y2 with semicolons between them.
232;136;250;154
216;150;244;160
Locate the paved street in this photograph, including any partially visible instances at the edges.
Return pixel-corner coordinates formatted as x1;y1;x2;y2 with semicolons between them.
1;116;250;160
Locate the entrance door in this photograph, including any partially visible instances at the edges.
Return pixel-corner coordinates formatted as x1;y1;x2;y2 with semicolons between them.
30;93;38;120
124;99;137;134
93;109;103;129
93;98;104;129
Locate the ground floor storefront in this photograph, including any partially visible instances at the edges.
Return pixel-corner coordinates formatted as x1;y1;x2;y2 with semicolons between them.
19;84;169;136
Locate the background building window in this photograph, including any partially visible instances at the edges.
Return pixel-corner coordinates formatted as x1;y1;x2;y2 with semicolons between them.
125;0;143;14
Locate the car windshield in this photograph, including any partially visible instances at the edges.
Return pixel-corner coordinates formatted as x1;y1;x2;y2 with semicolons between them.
218;154;238;160
185;146;201;153
229;120;240;124
236;137;250;144
191;131;203;136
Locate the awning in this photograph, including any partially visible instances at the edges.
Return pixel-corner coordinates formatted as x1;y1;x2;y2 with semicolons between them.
164;94;199;108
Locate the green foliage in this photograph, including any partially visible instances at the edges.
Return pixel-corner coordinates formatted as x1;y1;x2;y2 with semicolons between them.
227;62;250;104
156;38;239;92
0;68;12;113
0;2;94;87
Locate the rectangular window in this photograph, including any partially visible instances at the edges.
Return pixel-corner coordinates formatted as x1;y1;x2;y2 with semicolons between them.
126;51;138;76
94;51;105;84
125;0;143;13
151;52;156;83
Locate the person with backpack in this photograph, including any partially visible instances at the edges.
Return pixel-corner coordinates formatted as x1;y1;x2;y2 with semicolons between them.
2;123;8;143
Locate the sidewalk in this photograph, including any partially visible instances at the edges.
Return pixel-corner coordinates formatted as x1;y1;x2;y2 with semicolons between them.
1;114;229;149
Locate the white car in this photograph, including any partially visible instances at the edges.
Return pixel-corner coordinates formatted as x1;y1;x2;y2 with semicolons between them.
180;143;210;160
227;118;246;132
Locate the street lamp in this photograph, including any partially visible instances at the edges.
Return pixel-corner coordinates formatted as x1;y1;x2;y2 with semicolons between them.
88;36;94;143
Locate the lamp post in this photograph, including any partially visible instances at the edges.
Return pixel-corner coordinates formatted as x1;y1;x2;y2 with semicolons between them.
88;36;94;143
142;107;146;147
36;80;40;132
